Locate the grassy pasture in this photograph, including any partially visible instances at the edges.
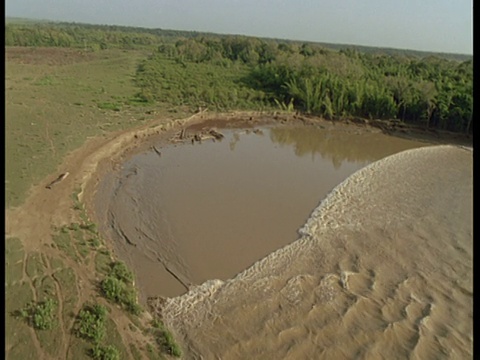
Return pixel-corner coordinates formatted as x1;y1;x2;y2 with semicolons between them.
5;47;186;208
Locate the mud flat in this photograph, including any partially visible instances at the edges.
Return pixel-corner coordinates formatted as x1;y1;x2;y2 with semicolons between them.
155;144;472;359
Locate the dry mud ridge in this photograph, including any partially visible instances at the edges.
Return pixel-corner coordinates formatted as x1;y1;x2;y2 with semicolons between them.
5;110;472;359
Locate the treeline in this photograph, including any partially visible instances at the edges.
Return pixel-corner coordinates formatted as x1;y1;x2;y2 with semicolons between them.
6;21;472;133
141;37;472;133
5;22;168;50
6;19;471;61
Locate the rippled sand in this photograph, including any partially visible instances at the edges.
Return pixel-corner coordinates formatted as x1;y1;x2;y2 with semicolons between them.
159;145;472;359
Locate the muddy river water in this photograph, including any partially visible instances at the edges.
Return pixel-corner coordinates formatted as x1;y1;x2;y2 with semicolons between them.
94;119;472;359
95;122;428;299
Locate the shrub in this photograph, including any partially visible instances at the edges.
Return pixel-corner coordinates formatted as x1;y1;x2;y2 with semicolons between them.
89;237;101;248
69;222;81;231
101;276;124;303
100;261;142;315
16;298;57;330
91;345;120;360
100;276;142;315
152;320;182;357
110;261;134;284
80;222;98;234
75;304;108;344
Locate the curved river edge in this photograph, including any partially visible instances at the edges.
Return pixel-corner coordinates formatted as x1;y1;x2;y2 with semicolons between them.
79;111;472;358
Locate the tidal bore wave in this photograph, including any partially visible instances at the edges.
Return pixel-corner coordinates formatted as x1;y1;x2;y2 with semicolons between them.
159;145;472;359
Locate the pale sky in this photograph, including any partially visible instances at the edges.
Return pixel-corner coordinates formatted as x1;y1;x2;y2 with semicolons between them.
5;0;473;55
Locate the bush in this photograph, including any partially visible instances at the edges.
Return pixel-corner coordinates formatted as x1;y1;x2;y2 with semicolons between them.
101;276;124;303
75;304;108;344
89;237;102;248
152;320;182;357
69;222;81;231
91;345;120;360
100;261;142;315
33;299;57;330
80;222;98;234
110;261;134;284
16;298;57;330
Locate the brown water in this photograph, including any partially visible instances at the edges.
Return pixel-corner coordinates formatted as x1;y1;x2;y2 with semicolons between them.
95;123;429;299
94;126;432;300
94;123;472;359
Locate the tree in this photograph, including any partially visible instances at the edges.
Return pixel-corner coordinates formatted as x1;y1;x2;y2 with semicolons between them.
385;76;414;120
417;81;437;128
299;43;315;57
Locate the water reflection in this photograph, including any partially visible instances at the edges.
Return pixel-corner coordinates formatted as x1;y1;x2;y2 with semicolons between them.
269;126;428;168
229;132;240;151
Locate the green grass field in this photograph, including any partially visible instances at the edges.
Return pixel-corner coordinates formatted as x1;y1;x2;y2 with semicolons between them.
5;47;191;208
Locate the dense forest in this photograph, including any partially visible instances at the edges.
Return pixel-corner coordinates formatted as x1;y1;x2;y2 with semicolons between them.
6;20;473;134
